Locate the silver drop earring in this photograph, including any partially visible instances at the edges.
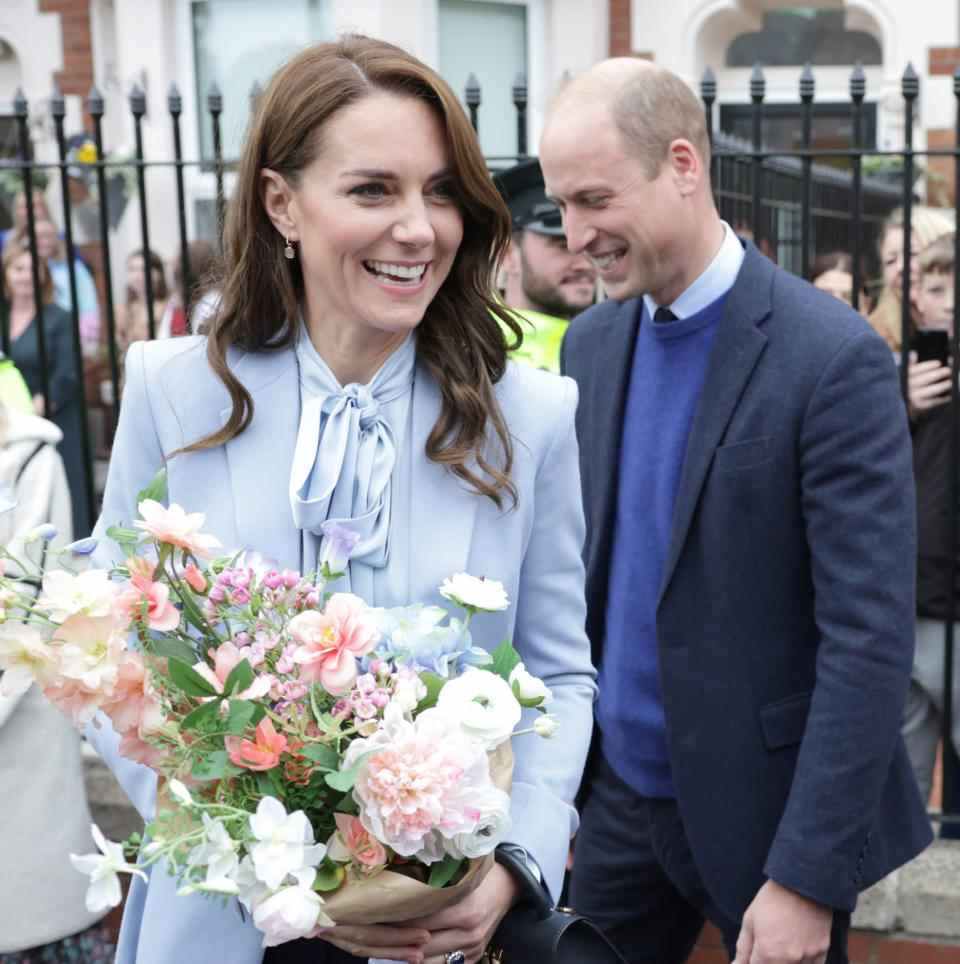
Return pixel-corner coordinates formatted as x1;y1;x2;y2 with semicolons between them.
284;236;296;260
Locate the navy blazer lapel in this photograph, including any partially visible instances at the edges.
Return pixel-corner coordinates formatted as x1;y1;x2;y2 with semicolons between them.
658;245;773;602
589;298;642;537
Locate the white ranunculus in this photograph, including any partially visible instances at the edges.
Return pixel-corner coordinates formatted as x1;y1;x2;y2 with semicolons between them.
438;573;510;612
70;824;147;914
508;662;553;705
533;714;560;739
446;785;512;858
435;669;522;750
249;797;326;890
253;868;335;947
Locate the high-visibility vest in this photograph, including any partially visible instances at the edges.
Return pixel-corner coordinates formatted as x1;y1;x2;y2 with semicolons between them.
498;307;569;374
0;357;34;414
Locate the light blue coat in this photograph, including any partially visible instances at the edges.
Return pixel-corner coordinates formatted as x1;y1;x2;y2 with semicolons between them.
86;335;597;963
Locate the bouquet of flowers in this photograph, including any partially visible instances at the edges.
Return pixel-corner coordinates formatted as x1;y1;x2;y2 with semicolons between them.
0;486;556;947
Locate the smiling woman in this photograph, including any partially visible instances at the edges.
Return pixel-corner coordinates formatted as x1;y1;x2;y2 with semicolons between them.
86;33;597;964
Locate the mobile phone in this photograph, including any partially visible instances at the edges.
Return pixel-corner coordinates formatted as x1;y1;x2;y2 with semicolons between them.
913;329;951;366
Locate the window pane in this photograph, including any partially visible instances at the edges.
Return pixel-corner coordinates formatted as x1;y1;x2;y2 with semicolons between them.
192;0;331;161
439;0;527;160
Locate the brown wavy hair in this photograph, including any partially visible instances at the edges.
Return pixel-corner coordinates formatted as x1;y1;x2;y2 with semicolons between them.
186;35;521;507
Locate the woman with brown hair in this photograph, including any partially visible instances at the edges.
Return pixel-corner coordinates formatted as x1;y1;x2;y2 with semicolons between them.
2;243;90;535
115;248;174;349
87;35;596;964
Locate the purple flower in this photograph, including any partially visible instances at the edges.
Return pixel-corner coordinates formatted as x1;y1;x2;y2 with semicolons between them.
319;522;360;576
65;537;98;556
231;587;251;606
263;570;283;590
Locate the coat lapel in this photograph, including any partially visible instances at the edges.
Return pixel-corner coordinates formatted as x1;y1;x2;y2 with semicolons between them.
408;362;478;590
588;298;642;538
222;345;302;571
658;245;773;602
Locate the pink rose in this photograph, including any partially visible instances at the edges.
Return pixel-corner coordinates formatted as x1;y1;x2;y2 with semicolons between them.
327;813;388;874
290;594;380;696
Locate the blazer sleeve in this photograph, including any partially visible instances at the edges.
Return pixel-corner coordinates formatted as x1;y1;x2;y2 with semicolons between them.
84;341;165;821
763;330;917;910
503;375;598;900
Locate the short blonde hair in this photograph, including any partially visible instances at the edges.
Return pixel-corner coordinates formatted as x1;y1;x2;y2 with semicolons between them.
612;67;711;178
919;232;955;278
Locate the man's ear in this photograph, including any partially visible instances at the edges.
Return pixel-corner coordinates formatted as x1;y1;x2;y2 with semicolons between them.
260;168;298;241
667;139;702;197
503;235;524;280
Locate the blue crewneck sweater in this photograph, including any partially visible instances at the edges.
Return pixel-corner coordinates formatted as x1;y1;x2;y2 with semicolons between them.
598;292;728;798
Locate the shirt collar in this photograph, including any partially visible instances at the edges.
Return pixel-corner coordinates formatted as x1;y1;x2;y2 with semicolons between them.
643;221;745;321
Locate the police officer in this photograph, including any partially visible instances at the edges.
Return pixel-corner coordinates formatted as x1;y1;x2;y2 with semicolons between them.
494;158;597;372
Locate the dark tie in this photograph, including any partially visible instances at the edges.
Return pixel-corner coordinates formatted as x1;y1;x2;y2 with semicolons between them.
654;306;677;324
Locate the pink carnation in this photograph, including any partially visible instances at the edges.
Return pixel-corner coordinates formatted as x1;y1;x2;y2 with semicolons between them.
290;594;380;695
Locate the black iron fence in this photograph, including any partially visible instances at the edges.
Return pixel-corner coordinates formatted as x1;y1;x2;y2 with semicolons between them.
1;59;957;824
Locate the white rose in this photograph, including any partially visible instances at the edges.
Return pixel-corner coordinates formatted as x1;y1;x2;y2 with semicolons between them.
533;714;559;739
446;785;512;858
435;669;521;750
508;662;553;705
439;573;510;612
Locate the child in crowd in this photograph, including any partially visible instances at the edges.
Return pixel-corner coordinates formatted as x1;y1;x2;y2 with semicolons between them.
903;231;960;811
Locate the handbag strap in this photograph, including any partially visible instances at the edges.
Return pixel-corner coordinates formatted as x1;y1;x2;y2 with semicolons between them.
494;845;553;921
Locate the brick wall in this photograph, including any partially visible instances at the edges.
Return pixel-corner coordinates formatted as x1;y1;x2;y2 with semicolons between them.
609;0;632;57
38;0;94;99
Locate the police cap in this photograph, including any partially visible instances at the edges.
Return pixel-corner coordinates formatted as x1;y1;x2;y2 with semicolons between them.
493;158;564;237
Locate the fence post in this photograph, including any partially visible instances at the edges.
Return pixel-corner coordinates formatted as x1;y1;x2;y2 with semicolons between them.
512;74;527;159
168;84;191;332
900;63;919;396
13;88;51;413
849;63;866;313
130;84;156;341
465;74;481;134
799;64;814;280
701;67;717;192
88;84;120;425
750;63;766;249
208;83;225;249
50;83;96;528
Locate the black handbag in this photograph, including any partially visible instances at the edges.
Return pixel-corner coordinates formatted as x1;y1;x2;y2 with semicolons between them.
485;847;627;963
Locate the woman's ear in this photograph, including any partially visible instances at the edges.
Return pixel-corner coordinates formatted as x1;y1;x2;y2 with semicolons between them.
260;169;298;242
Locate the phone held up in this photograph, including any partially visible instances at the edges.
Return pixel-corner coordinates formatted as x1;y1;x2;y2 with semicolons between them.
913;329;951;367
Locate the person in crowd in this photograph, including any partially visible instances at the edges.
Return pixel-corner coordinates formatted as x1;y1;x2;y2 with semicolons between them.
86;35;595;964
22;218;102;355
0;189;54;256
810;252;865;309
115;248;174;350
0;403;116;962
493;158;597;371
168;239;220;335
902;231;960;810
2;244;91;537
541;57;930;964
868;206;954;353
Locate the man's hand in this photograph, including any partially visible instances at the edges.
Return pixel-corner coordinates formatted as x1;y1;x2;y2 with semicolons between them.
908;356;952;417
733;880;832;964
318;862;520;964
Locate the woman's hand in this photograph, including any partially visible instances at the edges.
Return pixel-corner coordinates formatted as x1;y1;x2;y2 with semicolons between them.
318;862;520;964
908;356;952;417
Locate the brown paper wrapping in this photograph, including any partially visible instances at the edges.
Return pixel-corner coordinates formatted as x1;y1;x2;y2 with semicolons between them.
320;740;515;925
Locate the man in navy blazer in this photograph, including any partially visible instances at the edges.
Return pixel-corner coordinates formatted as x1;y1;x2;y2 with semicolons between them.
541;58;932;964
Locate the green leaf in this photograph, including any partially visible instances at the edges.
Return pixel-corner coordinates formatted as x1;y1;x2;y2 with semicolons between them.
224;699;259;735
298;743;340;770
136;468;168;507
324;753;372;793
222;659;254;697
336;792;359;815
416;671;445;712
106;524;140;556
150;636;198;665
313;862;346;892
191;750;240;781
490;641;521;682
180;699;220;732
428;854;465;888
167;658;219;697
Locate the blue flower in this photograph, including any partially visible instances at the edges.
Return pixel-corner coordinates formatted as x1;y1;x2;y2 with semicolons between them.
64;537;98;556
319;522;361;577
